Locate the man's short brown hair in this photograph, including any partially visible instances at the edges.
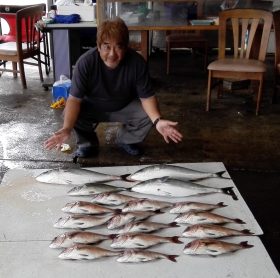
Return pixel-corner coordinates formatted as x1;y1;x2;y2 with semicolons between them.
97;18;129;48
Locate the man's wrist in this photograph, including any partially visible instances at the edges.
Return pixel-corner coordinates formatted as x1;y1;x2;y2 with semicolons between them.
153;117;161;126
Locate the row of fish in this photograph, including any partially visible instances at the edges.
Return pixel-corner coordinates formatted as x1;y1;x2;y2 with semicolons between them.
36;164;229;185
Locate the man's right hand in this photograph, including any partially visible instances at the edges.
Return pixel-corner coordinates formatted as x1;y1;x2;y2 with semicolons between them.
44;128;72;150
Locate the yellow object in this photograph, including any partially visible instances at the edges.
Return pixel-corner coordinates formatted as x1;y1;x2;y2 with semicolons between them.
50;98;66;109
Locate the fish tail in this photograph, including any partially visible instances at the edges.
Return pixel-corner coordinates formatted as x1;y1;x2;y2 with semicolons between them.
234;218;246;224
120;174;134;182
170;236;183;244
217;202;227;208
221;187;238;200
241;229;254;235
169;222;180;228
240;241;254;249
167;255;178;262
215;171;229;179
108;234;118;239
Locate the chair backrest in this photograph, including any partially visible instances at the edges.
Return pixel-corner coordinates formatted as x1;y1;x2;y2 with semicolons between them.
15;4;44;54
218;8;273;61
273;10;280;69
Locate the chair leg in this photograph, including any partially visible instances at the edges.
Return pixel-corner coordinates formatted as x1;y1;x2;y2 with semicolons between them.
166;42;170;75
37;54;44;83
18;60;27;89
256;78;264;116
206;70;212;111
12;62;17;78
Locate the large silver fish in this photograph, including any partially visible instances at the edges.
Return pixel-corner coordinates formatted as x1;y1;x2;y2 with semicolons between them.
183;239;253;256
91;192;139;206
107;211;160;230
174;211;245;225
58;244;121;260
67;183;124;196
125;164;227;181
122;199;172;212
111;233;182;249
36;168;121;185
61;201;120;215
49;231;117;248
117;249;178;263
131;177;235;198
182;224;254;238
117;221;179;234
170;201;227;214
53;214;112;229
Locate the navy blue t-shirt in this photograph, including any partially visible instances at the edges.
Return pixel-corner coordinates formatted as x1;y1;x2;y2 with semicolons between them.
70;47;154;112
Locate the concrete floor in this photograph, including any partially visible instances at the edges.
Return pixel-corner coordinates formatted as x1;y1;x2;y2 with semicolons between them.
0;51;280;273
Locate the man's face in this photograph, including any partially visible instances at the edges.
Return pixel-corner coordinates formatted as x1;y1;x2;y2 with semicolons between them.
98;38;126;69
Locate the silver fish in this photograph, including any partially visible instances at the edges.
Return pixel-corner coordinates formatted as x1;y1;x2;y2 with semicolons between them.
118;221;179;234
58;244;121;260
91;192;138;206
36;168;121;185
117;249;178;263
174;211;245;225
67;183;124;196
53;214;112;229
182;224;254;238
125;164;227;181
170;201;227;214
122;199;172;212
111;233;182;249
183;239;253;256
61;201;120;215
131;176;234;198
107;211;160;230
49;231;117;248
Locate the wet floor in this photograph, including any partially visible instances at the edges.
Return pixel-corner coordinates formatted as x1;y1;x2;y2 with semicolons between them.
0;51;279;272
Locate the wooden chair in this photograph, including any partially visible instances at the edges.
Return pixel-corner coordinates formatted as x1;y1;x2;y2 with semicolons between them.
272;9;280;103
206;8;273;115
165;0;208;75
0;4;44;89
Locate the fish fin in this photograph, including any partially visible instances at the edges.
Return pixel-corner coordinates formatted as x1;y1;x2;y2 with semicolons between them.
171;236;183;244
167;255;178;262
217;202;227;208
234;218;246;224
241;229;254;235
240;241;254;249
221;187;238;200
169;222;180;228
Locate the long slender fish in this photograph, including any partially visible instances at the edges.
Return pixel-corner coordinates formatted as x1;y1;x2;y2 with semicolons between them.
170;201;227;214
53;214;113;229
107;211;160;230
49;231;117;248
183;239;253;256
36;168;121;185
182;224;254;238
67;183;124;196
91;192;139;206
174;211;245;225
61;201;120;215
125;164;227;181
111;233;182;249
122;199;172;212
131;176;235;199
117;221;179;234
58;244;121;260
117;249;178;263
